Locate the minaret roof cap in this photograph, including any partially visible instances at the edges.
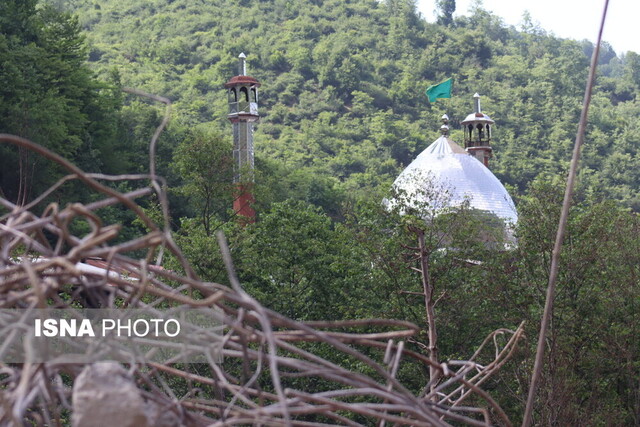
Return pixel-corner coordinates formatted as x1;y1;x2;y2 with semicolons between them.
461;92;494;124
224;75;261;88
461;112;494;124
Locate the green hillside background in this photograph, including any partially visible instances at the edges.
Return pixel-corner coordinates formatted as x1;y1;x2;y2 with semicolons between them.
45;0;640;211
1;0;639;424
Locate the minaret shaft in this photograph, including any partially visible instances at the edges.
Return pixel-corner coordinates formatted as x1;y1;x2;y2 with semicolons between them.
232;118;255;183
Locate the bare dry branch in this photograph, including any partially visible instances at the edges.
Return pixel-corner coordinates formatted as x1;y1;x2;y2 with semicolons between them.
0;88;524;426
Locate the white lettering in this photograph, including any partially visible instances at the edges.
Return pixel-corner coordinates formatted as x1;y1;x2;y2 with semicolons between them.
117;319;131;337
150;319;162;335
133;319;149;337
43;319;58;337
102;319;115;335
33;319;95;337
164;319;180;337
101;318;181;337
59;319;75;337
77;319;95;337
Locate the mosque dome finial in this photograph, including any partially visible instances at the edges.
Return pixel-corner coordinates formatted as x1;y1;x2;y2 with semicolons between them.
440;113;450;135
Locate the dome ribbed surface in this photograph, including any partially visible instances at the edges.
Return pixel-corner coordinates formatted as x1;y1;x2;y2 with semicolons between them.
392;136;518;224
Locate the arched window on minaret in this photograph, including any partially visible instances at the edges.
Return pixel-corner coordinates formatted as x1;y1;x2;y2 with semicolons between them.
477;123;485;141
240;87;249;102
251;87;257;102
228;88;238;113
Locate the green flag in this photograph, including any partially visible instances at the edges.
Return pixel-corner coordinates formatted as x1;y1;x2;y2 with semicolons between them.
425;78;452;102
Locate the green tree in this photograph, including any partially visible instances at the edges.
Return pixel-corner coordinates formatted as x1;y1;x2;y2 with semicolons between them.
238;199;371;321
172;128;233;236
477;177;640;424
435;0;456;26
0;0;120;204
54;0;640;211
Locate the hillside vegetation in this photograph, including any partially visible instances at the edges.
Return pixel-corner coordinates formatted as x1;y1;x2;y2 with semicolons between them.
48;0;640;211
1;0;639;424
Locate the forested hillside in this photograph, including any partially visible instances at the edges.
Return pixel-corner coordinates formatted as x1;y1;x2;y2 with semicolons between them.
2;0;639;424
45;0;640;212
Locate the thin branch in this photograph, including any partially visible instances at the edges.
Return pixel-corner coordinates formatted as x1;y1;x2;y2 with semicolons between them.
522;1;610;425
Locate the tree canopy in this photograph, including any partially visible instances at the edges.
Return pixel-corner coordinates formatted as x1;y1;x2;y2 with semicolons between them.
2;0;639;423
43;0;639;211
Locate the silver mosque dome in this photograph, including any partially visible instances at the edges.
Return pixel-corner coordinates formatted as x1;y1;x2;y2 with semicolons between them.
390;126;518;226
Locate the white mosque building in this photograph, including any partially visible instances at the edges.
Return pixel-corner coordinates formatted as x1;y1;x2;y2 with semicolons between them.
390;94;518;233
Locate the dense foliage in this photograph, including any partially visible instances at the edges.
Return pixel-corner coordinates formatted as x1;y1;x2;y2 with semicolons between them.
2;0;639;423
0;0;121;204
42;0;640;210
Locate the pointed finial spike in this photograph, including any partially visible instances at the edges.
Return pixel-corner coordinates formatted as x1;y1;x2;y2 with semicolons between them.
473;93;481;114
238;52;247;76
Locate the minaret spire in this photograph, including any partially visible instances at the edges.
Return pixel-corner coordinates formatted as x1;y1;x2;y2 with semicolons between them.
224;52;260;222
238;52;247;76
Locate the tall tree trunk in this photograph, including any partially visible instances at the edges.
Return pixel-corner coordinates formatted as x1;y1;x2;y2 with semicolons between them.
414;227;439;397
17;146;29;206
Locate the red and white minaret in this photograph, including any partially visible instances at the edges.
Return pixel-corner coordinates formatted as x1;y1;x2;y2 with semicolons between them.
224;53;260;221
461;93;494;167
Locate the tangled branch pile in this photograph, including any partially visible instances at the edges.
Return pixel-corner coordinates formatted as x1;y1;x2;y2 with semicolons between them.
0;92;523;426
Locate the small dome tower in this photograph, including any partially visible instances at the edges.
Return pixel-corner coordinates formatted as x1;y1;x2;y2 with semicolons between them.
461;93;494;167
224;53;260;222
